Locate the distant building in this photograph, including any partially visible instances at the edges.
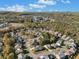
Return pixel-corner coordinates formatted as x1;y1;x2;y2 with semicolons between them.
32;16;49;22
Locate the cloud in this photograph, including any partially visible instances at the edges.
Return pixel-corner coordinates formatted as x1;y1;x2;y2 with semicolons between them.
28;0;57;10
0;0;71;12
38;0;57;5
48;9;59;12
61;0;71;4
29;4;46;8
0;4;27;12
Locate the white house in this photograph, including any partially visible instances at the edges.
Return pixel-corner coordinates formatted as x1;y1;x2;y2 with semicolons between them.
18;53;25;59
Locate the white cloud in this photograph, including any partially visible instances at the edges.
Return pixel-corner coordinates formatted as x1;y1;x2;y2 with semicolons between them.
0;0;71;12
0;4;27;12
61;0;71;4
29;4;46;8
49;9;59;12
38;0;57;5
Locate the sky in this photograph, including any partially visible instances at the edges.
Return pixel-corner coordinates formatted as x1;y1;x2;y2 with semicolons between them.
0;0;79;12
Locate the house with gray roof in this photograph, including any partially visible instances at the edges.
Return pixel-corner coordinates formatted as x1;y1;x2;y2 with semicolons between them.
0;22;8;28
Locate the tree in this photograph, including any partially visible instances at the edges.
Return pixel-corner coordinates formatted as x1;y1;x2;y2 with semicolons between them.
25;55;32;59
2;33;15;59
42;32;51;44
7;53;15;59
3;33;11;45
75;55;79;59
0;55;4;59
37;57;41;59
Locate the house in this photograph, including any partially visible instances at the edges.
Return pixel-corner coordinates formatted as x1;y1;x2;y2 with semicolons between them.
15;43;23;54
38;54;56;59
18;53;25;59
44;44;52;50
15;43;22;49
54;36;60;43
32;45;44;51
0;22;8;28
55;39;63;47
68;39;76;47
31;38;39;47
61;35;66;40
54;31;59;36
44;17;49;21
69;39;74;43
63;38;76;47
15;48;23;54
57;33;62;37
54;48;68;59
58;48;67;59
16;36;24;44
51;43;56;48
35;32;42;37
48;54;56;59
39;55;49;59
36;45;44;51
0;41;3;52
69;47;76;54
65;47;76;56
64;36;70;41
32;16;43;22
50;18;55;22
32;16;49;22
10;31;15;37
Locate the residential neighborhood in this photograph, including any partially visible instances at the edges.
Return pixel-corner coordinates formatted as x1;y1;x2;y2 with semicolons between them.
0;12;79;59
0;0;79;58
